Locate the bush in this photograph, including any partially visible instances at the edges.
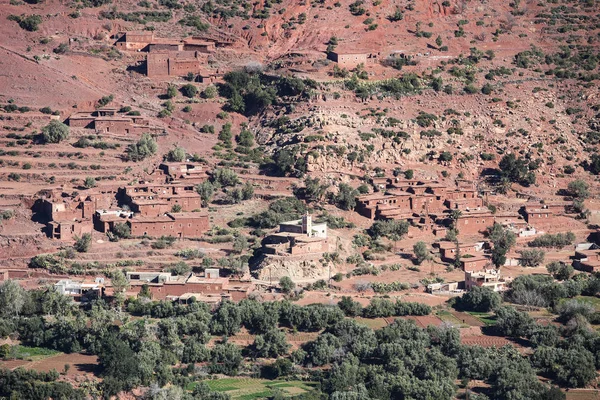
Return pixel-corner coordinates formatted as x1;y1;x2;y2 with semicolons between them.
518;249;545;267
83;177;97;188
41;121;69;144
456;286;501;312
74;233;92;253
547;261;573;281
279;276;295;294
126;133;157;161
8;14;42;31
180;84;198;98
53;43;69;54
164;146;186;162
202;85;217;99
112;223;130;239
567;180;589;199
528;232;575;248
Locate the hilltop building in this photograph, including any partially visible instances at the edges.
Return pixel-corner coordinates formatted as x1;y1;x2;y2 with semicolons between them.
263;213;329;255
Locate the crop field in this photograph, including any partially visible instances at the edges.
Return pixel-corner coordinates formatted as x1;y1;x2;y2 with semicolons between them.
200;378;318;399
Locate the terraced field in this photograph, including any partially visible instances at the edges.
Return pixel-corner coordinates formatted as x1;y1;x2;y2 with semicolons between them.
200;378;318;399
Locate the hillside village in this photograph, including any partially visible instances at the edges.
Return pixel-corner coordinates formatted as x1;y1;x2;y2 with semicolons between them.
1;0;600;398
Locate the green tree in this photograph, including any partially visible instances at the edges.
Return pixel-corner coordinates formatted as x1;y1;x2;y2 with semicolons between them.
195;181;215;207
165;146;186;162
112;222;131;239
126;133;157;161
165;84;177;99
83;177;96;188
337;296;363;317
457;286;501;312
488;223;516;268
518;249;545;267
212;168;239;187
202;85;217;99
546;261;573;281
233;235;248;254
236;129;254;147
333;183;358;210
73;233;92;253
41;120;69;144
251;329;290;358
180;84;198;98
413;241;431;264
567;179;589;199
279;276;295;294
0;280;25;317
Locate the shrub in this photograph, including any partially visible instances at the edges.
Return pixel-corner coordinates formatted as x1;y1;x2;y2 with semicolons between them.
528;232;575;248
164;146;186;162
74;233;92;253
41;121;69;144
180;84;198;98
8;14;42;31
567;180;589;199
456;286;501;312
126;133;157;161
83;177;97;188
518;249;545;267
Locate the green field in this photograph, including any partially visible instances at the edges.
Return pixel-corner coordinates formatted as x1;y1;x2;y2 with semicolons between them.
353;317;389;329
436;310;469;327
8;345;60;361
466;311;498;326
574;296;600;311
193;378;317;399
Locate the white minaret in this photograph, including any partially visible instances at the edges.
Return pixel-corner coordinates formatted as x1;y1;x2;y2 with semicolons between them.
302;212;312;237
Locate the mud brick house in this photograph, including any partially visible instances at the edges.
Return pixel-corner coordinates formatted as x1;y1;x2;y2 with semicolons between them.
121;183;203;216
356;179;483;221
263;214;329;256
523;206;557;224
146;51;208;78
454;210;496;235
459;255;491;271
125;269;254;301
67;108;152;135
115;31;155;51
573;245;600;272
327;51;378;68
159;162;207;183
128;212;209;238
437;241;485;262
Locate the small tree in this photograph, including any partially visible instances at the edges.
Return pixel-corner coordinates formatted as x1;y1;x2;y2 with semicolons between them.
195;181;214;207
41;120;69;144
279;276;295;294
171;204;182;213
126;133;157;161
74;233;92;253
166;84;178;99
413;241;431;265
518;249;545;267
83;177;97;188
233;235;248;254
567;179;589;199
112;223;131;239
165;146;186;162
202;85;217;99
547;261;573;281
488;223;516;268
180;84;198;98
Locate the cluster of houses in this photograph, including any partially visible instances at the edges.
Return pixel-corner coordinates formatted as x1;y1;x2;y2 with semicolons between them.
356;177;565;237
37;162;210;241
114;31;228;81
67;106;160;136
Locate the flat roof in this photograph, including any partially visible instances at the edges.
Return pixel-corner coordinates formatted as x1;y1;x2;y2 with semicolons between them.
131;216;173;223
168;212;208;219
438;241;481;249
